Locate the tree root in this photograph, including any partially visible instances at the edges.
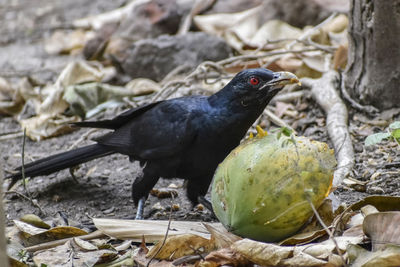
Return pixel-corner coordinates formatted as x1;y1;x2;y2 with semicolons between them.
301;71;354;187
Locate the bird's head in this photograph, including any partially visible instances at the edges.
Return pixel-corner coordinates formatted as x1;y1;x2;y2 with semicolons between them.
221;68;300;107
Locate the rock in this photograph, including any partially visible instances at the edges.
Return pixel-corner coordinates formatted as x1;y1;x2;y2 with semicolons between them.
115;0;187;42
120;32;232;81
367;186;385;195
85;0;190;60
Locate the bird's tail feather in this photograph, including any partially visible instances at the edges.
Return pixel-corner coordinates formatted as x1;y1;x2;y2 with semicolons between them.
7;144;114;189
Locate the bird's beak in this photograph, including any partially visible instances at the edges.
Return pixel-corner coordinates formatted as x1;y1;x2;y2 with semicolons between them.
266;71;301;88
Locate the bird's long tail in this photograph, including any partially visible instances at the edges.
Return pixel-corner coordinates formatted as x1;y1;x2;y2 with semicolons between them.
7;144;114;189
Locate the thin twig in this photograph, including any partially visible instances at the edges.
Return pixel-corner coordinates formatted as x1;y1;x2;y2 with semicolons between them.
21;129;32;200
0;132;24;141
308;200;348;267
287;12;338;49
13;129;46;215
146;196;175;267
24;230;105;252
68;128;98;150
218;48;321;66
5;191;45;215
263;109;294;131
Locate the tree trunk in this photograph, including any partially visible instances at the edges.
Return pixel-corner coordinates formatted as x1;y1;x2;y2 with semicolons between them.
344;0;400;110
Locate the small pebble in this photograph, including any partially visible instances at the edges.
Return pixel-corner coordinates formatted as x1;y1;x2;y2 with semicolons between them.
102;207;115;214
367;186;385;194
152;202;164;211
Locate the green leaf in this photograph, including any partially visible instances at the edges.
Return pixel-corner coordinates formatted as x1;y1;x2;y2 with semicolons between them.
389;121;400;130
391;129;400;139
365;132;391;146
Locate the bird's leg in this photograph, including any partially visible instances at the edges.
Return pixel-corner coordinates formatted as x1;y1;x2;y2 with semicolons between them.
131;166;160;220
135;196;146;220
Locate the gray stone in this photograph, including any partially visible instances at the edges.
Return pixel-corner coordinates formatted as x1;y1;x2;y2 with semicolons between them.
120;32;232;81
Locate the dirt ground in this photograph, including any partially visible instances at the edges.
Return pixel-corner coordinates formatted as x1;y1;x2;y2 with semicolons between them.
2;0;400;227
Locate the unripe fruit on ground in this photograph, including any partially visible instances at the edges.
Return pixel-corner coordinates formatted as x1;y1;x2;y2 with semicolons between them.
211;128;336;242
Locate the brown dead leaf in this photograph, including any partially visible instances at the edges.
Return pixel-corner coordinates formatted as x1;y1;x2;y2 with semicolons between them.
194;6;261;52
146;234;215;260
363;211;400;251
14;219;88;246
45;29;92;55
279;229;328;246
20;214;51;229
20;114;79;141
200;248;250;267
33;239;117;267
0;77;25;115
348;244;400;267
203;223;242;249
18;61;104;140
333;44;348;70
93;218;223;242
125;78;161;96
231;239;293;266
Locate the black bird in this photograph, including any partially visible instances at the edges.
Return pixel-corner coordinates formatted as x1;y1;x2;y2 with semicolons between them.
7;68;299;219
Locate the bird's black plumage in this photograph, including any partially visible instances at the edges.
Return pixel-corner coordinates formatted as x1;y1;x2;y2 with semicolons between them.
7;68;298;218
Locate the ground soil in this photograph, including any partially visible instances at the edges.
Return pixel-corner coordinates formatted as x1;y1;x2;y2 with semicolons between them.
1;0;399;228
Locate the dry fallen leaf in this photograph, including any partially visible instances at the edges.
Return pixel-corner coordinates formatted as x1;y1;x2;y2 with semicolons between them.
194;6;261;52
33;238;117;267
231;239;293;266
348;244;400;267
45;29;93;55
200;247;250;267
146;234;214;260
93;218;224;242
363;211;400;251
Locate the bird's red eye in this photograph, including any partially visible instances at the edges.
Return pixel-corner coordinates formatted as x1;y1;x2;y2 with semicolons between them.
250;77;259;85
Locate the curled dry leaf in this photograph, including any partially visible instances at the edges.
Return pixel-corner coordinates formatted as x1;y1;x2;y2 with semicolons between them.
44;29;93;55
18;61;104;140
200;247;250;267
203;223;242;249
93;218;223;242
363;211;400;251
0;76;24;115
348;244;400;267
146;233;215;260
20;214;51;229
194;6;261;52
231;239;293;266
14;219;88;246
33;239;117;267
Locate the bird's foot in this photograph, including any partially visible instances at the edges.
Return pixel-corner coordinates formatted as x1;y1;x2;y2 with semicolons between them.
135;196;146;220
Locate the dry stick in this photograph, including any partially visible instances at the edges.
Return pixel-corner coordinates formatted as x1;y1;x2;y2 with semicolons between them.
25;230;105;252
0;132;24;141
308;200;348;267
19;129;46;215
68;128;98;150
271;90;308;104
301;71;354;187
146;197;175;267
287;12;338;50
263;109;294;131
218;48;321;67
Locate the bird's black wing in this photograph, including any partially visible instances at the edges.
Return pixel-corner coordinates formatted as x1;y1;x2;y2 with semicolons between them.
72;101;161;129
96;98;201;159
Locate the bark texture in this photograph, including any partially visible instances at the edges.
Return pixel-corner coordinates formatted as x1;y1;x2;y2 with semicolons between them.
344;0;400;110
